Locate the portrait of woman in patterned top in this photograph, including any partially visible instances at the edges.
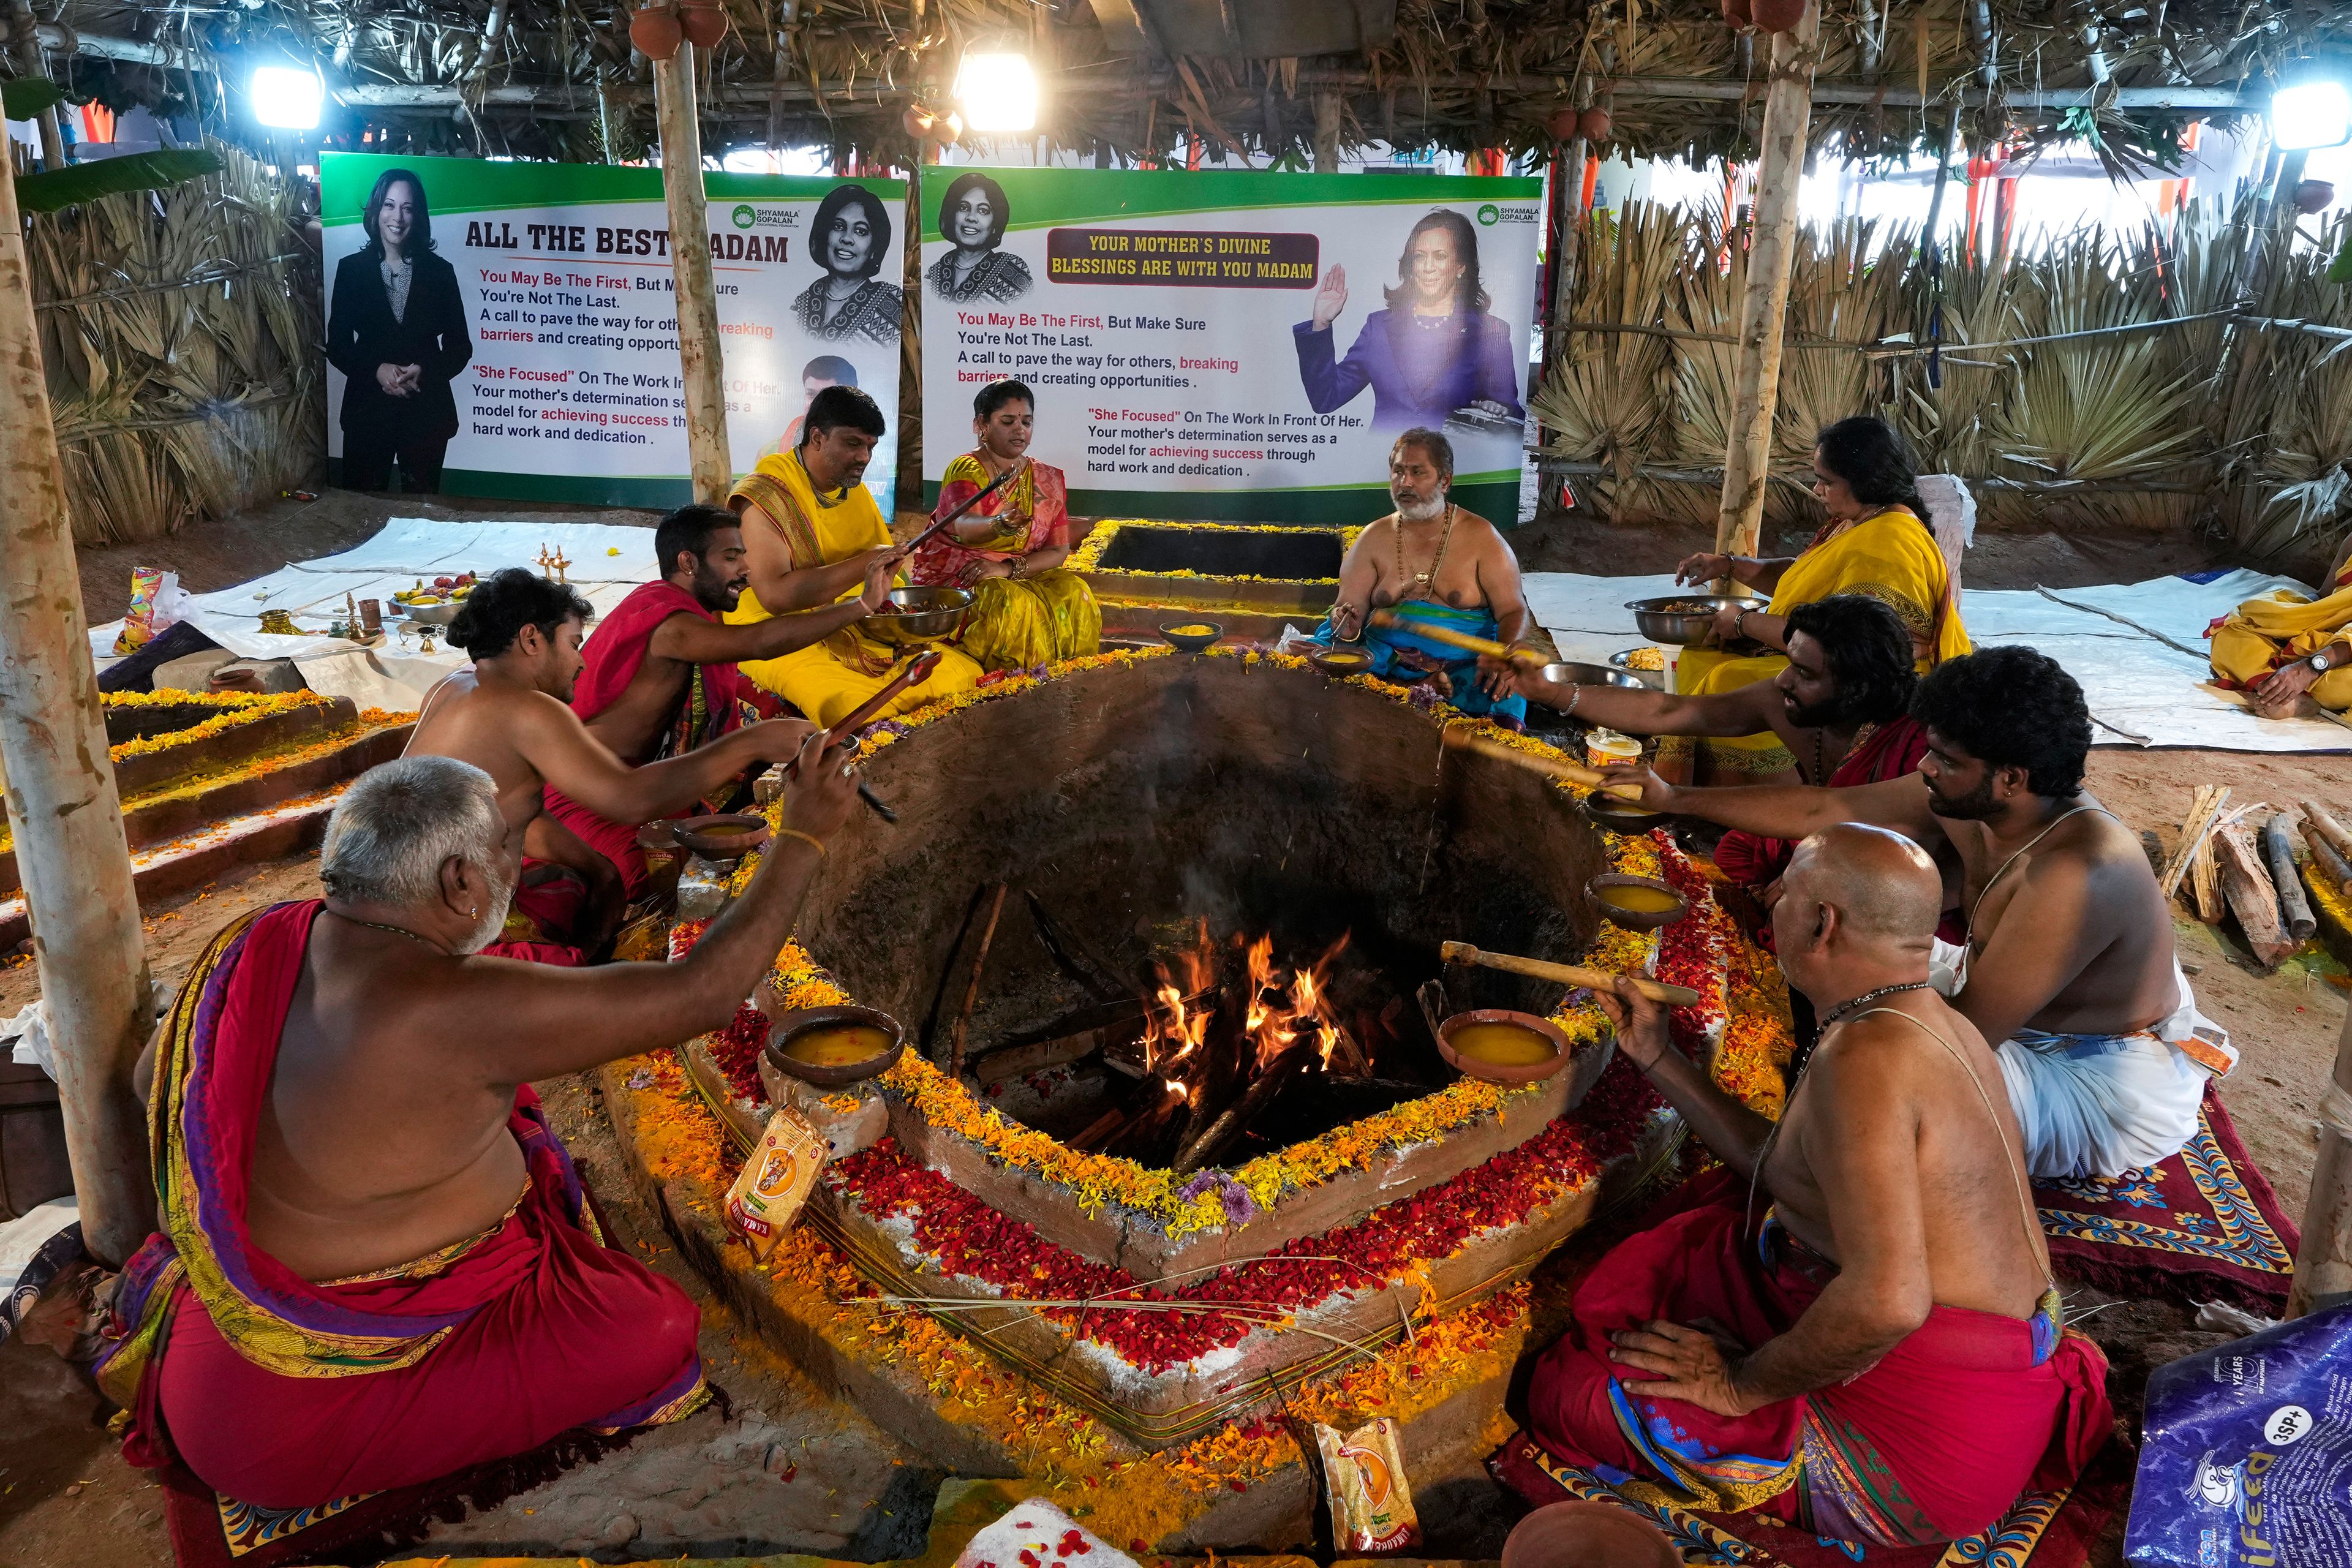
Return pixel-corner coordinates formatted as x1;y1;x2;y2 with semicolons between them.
794;183;903;344
927;172;1031;303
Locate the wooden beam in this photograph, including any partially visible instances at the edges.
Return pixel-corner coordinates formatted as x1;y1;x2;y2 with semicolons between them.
1715;4;1820;564
10;2;65;170
653;46;731;504
0;151;156;1267
333;74;2266;116
2288;1001;2352;1318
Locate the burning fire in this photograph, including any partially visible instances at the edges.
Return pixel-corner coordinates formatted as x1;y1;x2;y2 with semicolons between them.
1140;924;1359;1102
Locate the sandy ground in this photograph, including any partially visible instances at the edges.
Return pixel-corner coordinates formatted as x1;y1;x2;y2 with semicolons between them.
4;486;2346;1562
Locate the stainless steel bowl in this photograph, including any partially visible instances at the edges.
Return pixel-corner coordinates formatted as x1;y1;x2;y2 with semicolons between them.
1538;660;1645;692
398;598;464;627
865;585;974;647
1608;649;1669;690
1624;595;1766;646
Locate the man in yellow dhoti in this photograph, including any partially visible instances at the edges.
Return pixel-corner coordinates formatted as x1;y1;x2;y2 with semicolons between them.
1664;417;1971;783
2209;534;2352;719
907;379;1101;671
726;385;982;726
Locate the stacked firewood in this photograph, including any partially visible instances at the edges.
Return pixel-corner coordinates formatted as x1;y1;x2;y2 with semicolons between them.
2161;787;2351;967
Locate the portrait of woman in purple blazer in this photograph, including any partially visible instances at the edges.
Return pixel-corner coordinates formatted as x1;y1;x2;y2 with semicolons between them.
1292;208;1524;433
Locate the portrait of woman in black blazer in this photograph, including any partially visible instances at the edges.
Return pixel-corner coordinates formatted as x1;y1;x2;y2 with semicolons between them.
326;168;473;493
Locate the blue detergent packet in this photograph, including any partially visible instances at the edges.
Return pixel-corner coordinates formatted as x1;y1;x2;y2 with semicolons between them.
2125;1302;2352;1567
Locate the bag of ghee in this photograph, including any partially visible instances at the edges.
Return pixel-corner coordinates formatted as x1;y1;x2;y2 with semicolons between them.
1314;1417;1420;1552
725;1107;829;1259
113;567;166;655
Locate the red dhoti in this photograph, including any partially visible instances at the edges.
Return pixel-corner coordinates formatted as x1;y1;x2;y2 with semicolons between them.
98;901;709;1510
1530;1177;2111;1546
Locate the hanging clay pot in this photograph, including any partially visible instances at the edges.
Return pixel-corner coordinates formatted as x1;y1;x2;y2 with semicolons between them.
1578;106;1612;141
2295;178;2337;215
1751;0;1806;31
677;0;727;50
1547;106;1580;141
902;105;937;142
1721;0;1753;27
628;4;682;60
936;111;963;148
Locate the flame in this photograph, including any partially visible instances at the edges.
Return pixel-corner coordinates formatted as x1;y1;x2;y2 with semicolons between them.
1138;925;1362;1115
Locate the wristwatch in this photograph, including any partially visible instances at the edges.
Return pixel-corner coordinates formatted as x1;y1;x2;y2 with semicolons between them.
2314;647;2340;673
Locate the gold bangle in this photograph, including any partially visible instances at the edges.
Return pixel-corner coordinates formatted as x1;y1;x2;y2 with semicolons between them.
773;827;827;858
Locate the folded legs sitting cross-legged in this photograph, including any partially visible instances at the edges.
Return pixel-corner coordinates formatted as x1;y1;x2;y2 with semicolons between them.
1530;826;2112;1547
97;744;864;1509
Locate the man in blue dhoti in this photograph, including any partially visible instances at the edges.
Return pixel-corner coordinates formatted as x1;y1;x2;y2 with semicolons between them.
1316;428;1536;730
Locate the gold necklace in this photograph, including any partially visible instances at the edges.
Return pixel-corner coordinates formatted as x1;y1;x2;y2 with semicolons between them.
1392;507;1457;597
328;909;449;954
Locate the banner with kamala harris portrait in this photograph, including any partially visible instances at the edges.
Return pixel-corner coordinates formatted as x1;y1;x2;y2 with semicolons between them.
320;153;905;511
918;167;1542;525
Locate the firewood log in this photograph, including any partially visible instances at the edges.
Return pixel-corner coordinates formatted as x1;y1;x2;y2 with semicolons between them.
2215;823;2296;966
2264;814;2319;942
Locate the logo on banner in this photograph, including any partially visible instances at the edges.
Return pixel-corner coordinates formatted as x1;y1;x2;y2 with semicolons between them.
728;205;798;231
1477;203;1499;225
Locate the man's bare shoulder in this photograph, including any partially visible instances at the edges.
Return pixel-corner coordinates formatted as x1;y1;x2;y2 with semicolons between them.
1803;1009;1948;1114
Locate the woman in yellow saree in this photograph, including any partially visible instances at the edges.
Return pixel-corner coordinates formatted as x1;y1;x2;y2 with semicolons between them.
1663;417;1971;782
2209;532;2352;718
908;379;1101;671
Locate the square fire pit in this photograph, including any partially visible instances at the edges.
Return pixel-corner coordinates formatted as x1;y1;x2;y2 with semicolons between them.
1071;520;1355;616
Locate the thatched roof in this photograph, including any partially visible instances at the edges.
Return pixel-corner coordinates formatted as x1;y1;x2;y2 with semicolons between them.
20;2;2344;171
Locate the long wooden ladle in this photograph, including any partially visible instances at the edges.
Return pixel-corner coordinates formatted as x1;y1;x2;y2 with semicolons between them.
1366;607;1545;666
1441;725;1648;801
1441;941;1702;1006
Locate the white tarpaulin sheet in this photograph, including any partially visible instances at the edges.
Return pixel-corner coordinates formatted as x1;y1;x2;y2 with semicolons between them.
1520;567;2350;753
89;518;662;712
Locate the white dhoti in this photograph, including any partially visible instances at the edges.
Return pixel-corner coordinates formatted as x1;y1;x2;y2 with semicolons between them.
1929;941;2237;1181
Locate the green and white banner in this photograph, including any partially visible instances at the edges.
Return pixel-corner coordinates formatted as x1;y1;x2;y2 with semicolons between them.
918;167;1541;525
321;153;906;511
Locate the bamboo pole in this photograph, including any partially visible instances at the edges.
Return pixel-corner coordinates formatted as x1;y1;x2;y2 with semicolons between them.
1713;3;1820;563
1312;93;1341;173
0;151;156;1267
7;0;65;170
1439;943;1703;1006
654;45;731;504
2287;1001;2352;1318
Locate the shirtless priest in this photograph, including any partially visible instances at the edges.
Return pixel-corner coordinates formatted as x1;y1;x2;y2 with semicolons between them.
408;568;818;960
1603;646;2233;1179
1315;426;1536;729
545;503;894;899
100;742;862;1510
1525;825;2110;1547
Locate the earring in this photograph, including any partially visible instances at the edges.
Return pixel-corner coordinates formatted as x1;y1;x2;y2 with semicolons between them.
470;907;480;918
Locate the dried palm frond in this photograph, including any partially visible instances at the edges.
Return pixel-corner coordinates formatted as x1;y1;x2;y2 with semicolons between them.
26;142;322;545
1532;202;1688;479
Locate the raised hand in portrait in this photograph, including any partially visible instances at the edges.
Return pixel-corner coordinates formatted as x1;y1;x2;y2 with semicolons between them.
1310;263;1349;332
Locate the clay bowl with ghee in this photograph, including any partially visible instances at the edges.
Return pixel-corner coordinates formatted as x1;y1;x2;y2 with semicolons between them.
1580;792;1668;835
1308;646;1374;678
1159;620;1223;652
1436;1009;1573;1084
672;813;771;861
1587;873;1689;931
764;1005;906;1088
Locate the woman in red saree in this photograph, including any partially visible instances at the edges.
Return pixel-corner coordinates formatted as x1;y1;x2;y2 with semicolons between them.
910;379;1100;671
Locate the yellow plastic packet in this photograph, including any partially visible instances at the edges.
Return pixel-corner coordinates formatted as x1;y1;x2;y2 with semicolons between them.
113;567;165;655
1314;1417;1420;1552
725;1106;829;1259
